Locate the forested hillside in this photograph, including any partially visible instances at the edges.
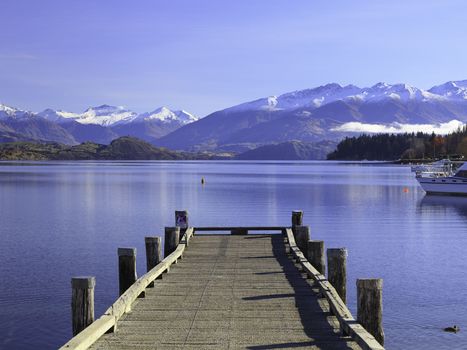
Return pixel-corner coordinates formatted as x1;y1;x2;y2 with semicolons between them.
327;126;467;160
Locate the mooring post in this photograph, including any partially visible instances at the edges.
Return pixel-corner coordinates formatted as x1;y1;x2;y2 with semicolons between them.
175;210;188;239
308;240;325;275
291;210;303;239
327;248;347;304
164;226;180;258
295;225;310;257
145;236;162;287
118;248;137;296
357;279;384;346
71;276;95;336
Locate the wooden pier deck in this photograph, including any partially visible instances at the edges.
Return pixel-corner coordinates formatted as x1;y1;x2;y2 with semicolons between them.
61;220;384;350
90;234;360;350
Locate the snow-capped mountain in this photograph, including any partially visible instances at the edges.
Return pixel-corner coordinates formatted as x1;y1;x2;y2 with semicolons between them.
225;81;460;114
158;80;467;152
0;103;35;119
226;83;362;112
1;103;198;145
356;83;441;102
133;107;198;125
38;105;137;126
428;80;467;100
38;105;198;127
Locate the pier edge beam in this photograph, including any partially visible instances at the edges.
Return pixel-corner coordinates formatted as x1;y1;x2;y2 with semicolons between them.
327;248;348;304
164;226;180;258
308;240;325;275
357;278;384;346
118;248;137;296
71;276;95;336
145;236;162;287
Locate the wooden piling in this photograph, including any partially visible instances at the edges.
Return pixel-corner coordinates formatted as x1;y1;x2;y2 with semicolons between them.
164;227;180;257
118;248;137;296
295;225;310;257
327;248;347;304
145;237;162;287
71;276;95;336
291;210;303;227
357;279;384;346
308;240;325;275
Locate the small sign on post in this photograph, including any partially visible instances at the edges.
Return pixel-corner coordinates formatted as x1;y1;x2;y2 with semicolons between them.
175;210;188;229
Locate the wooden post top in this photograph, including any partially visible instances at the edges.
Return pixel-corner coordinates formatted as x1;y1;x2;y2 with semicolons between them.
309;239;324;244
118;248;136;257
327;248;348;258
357;278;383;290
71;276;96;289
144;236;161;243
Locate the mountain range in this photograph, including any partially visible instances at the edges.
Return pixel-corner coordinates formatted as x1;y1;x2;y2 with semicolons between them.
0;104;198;145
2;80;467;156
157;81;467;152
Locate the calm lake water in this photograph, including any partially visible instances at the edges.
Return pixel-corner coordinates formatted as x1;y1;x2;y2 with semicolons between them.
0;161;466;350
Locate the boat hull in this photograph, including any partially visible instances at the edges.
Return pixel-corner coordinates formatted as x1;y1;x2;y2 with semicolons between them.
417;177;467;196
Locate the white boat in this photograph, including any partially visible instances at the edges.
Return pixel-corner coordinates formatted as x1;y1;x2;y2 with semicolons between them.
416;162;467;195
411;159;453;176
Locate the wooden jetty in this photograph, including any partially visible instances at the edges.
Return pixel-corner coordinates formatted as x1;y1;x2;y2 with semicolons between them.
61;211;385;350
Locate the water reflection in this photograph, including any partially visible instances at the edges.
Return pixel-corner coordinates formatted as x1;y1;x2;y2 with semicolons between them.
1;161;466;350
419;195;467;220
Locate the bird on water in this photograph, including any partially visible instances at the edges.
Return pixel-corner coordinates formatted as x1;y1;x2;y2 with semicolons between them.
444;325;460;333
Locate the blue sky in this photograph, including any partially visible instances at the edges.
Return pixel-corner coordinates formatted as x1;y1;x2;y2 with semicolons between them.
1;0;467;116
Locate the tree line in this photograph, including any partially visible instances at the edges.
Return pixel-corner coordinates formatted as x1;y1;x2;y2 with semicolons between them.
327;125;467;160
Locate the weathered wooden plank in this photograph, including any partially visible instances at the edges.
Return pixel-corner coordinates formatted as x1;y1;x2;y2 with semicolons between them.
62;229;374;350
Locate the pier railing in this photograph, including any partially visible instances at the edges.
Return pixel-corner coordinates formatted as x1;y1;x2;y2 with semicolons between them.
285;227;384;350
60;211;385;350
61;227;194;350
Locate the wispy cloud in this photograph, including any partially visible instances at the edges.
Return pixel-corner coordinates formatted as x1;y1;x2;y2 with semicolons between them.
331;120;465;135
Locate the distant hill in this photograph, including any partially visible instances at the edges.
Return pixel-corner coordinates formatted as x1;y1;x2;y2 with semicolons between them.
0;116;77;144
0;137;212;161
236;140;337;160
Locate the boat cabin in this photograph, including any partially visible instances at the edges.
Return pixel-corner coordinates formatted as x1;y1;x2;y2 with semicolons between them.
454;162;467;178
